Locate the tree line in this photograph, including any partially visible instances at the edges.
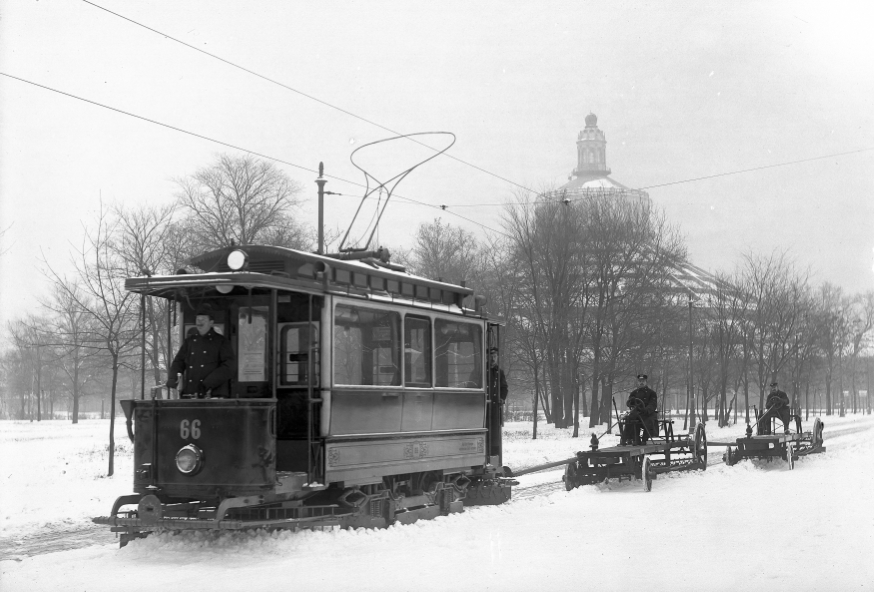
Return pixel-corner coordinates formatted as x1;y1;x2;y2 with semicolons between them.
2;155;872;455
399;194;874;438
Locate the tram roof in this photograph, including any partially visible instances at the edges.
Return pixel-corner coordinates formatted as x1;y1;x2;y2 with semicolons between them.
125;244;477;311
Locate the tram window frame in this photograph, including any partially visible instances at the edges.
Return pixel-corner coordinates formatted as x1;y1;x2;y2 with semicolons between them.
404;315;432;388
434;319;482;389
333;303;401;387
279;322;320;387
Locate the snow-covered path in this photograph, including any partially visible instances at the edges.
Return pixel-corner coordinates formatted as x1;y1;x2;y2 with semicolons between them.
2;416;873;591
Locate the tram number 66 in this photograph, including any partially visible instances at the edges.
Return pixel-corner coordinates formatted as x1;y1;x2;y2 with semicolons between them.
180;419;201;440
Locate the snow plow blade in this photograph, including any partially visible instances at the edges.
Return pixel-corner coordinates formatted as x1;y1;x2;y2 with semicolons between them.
92;512;349;531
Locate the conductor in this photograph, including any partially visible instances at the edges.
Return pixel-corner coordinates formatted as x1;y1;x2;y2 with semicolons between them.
620;374;658;445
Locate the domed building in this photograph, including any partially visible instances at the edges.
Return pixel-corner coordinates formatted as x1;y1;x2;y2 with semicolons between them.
547;113;650;203
549;112;723;296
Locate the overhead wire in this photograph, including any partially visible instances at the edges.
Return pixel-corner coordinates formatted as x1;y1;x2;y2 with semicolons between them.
80;0;538;196
0;71;511;239
78;1;874;211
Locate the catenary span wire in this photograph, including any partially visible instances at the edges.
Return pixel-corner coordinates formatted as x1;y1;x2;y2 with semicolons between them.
60;1;874;213
450;146;874;207
0;72;510;239
80;0;538;196
9;72;867;237
64;2;874;214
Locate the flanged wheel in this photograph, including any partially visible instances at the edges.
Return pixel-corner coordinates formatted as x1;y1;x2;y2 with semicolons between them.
786;443;795;470
693;423;708;470
812;417;824;448
564;461;578;491
641;456;653;492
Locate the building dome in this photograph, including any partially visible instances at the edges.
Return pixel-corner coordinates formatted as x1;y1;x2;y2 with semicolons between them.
542;113;650;205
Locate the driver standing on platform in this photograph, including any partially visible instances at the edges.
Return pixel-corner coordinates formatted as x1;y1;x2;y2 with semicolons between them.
620;374;658;445
167;309;234;399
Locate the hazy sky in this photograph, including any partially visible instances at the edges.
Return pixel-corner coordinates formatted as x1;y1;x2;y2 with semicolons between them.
1;0;873;333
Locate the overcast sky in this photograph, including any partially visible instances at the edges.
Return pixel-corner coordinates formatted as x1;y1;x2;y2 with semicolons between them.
1;0;872;332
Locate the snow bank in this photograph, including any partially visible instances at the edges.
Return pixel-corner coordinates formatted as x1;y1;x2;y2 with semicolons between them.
2;415;873;592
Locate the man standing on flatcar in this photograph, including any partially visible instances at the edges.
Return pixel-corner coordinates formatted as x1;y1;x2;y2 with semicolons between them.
166;309;234;399
620;374;658;445
758;380;791;435
487;346;508;459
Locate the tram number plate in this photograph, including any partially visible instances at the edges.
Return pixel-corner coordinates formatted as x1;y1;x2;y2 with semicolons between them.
180;419;202;440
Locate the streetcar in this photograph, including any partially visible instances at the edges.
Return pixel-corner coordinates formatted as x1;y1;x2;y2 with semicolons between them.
93;243;514;545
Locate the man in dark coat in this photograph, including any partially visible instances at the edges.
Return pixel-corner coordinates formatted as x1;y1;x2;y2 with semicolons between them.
758;380;791;435
620;374;658;445
167;311;234;398
487;346;508;459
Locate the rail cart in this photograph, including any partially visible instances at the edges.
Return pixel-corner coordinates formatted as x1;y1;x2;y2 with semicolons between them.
712;415;825;469
510;420;708;493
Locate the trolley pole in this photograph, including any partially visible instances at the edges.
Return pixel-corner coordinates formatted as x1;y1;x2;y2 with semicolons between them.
316;162;327;255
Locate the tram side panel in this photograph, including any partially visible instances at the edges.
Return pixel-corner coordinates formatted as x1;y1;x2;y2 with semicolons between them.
323;297;488;486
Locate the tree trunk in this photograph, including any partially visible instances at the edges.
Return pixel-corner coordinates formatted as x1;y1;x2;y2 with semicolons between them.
589;344;601;428
532;362;539;440
108;354;119;476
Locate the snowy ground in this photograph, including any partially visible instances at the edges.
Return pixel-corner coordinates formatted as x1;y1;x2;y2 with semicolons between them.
2;414;873;591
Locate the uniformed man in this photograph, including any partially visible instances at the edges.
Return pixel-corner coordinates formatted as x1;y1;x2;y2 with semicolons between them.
487;346;508;458
620;374;658;445
758;380;791;435
167;310;234;398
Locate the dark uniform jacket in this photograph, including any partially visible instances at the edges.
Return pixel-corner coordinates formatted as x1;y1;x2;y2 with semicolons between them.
766;389;790;409
167;328;234;396
627;386;658;416
488;364;508;405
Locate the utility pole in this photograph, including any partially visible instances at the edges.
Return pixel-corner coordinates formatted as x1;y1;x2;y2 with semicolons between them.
316;162;327;255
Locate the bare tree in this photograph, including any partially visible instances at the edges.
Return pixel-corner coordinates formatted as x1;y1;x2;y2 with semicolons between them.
505;194;592;429
407;218;483;285
45;203;140;475
113;202;180;387
176;154;309;253
39;283;100;423
704;272;749;426
740;251;808;411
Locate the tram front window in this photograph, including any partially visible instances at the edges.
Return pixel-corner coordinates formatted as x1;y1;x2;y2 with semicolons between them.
334;304;401;386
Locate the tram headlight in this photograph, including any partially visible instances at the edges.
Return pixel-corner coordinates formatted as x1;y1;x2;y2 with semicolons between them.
227;249;248;271
175;444;203;475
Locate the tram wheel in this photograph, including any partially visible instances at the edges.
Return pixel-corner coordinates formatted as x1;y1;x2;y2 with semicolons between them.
641;456;653;492
564;461;578;491
693;423;707;470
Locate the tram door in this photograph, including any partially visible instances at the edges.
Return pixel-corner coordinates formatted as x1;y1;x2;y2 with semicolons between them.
486;323;503;464
275;292;323;476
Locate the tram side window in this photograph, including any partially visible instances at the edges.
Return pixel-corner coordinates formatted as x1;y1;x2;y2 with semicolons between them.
404;315;431;388
435;319;482;388
334;304;401;386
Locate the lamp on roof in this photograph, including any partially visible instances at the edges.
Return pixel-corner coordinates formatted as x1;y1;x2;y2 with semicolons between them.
227;249;248;271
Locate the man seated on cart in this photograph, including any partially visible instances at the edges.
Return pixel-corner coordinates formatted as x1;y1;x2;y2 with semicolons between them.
757;380;791;435
620;374;658;445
